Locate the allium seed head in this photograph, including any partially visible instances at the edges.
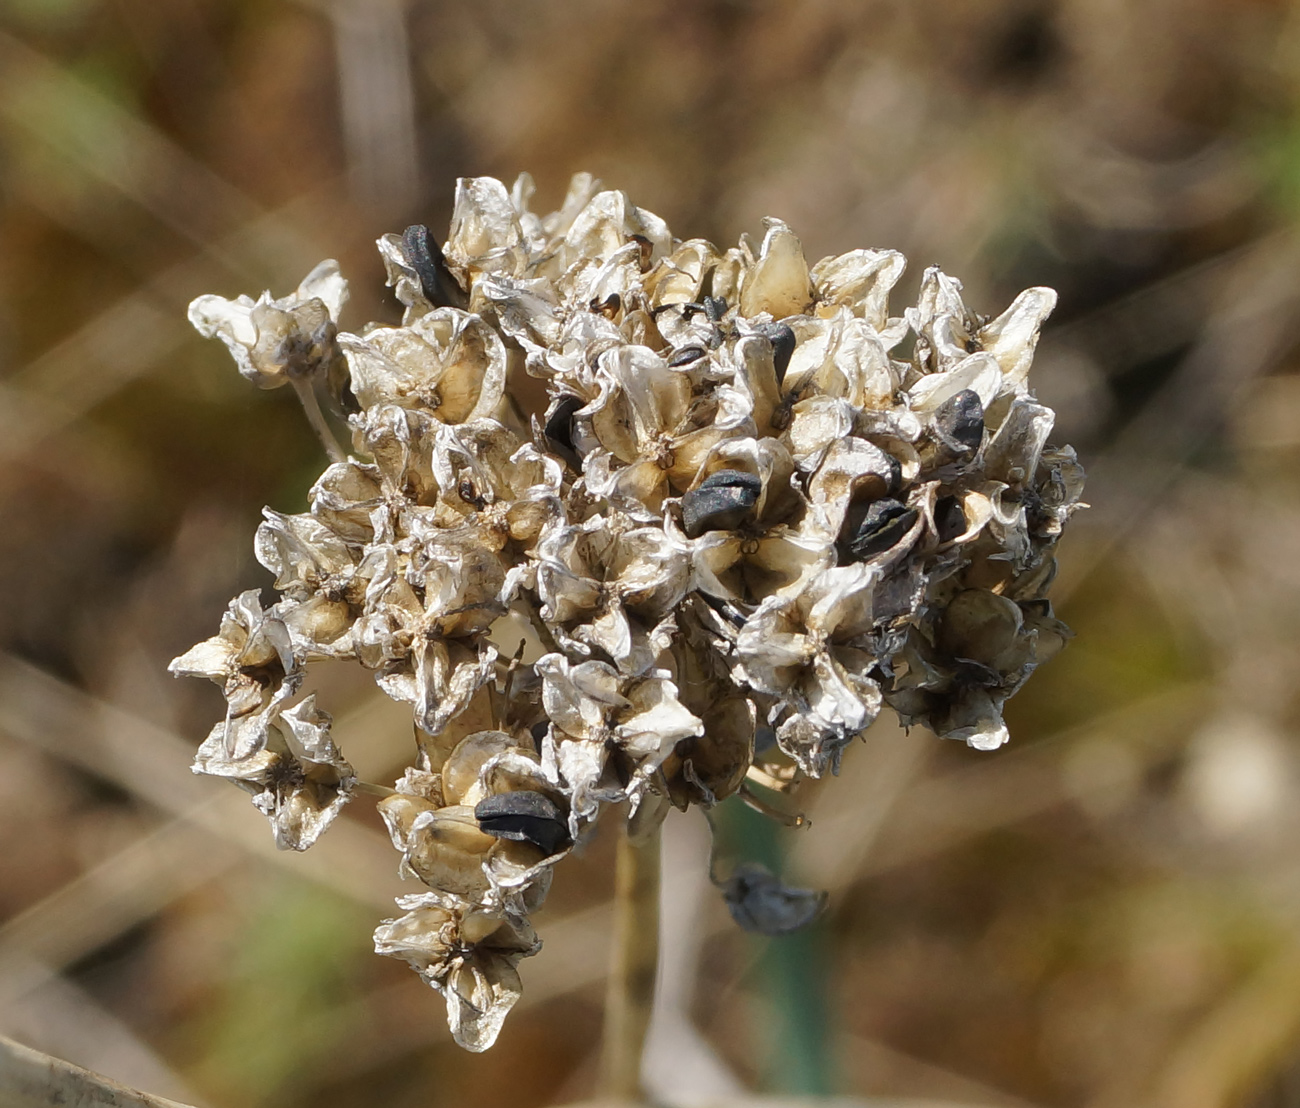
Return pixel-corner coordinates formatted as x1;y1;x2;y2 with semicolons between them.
172;173;1085;1050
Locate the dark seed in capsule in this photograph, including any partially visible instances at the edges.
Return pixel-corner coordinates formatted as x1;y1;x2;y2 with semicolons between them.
682;470;762;538
544;394;584;454
669;345;707;367
933;389;984;454
400;225;467;308
475;790;571;855
753;321;796;384
839;497;919;562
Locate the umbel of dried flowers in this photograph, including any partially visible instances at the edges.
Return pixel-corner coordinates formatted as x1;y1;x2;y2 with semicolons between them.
172;173;1085;1051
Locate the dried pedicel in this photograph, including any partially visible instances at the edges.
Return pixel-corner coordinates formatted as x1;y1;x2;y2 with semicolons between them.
173;173;1084;1050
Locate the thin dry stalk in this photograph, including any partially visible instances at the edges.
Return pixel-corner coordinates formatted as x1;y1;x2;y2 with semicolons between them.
291;375;347;463
601;821;661;1103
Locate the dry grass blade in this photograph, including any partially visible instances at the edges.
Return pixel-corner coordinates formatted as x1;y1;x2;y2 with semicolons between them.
0;1033;196;1108
1057;230;1300;601
0;182;351;465
0;961;203;1106
0;28;259;253
795;683;1204;892
0;813;235;1006
0;653;401;910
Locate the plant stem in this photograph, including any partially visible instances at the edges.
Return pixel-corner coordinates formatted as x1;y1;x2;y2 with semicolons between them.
600;816;661;1103
291;376;346;464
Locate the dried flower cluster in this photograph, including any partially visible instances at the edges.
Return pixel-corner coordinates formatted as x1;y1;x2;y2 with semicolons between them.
172;173;1084;1050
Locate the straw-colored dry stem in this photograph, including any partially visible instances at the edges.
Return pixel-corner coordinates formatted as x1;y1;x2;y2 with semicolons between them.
600;818;661;1103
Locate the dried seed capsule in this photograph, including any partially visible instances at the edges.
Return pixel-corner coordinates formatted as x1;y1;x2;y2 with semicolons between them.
668;345;707;367
932;388;984;454
682;469;762;538
753;321;796;384
839;496;919;562
474;790;571;855
720;864;827;936
544;394;584;455
401;225;467;308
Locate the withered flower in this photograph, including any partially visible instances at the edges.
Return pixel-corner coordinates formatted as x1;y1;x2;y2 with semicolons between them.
188;260;348;390
193;696;354;850
373;891;539;1052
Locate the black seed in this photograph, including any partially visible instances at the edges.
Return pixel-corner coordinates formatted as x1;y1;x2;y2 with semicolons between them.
458;478;487;510
544;394;583;454
935;495;966;543
631;234;654;270
703;295;727;322
668;345;707;368
400;225;466;308
338;377;360;416
753;321;796;384
529;720;549;752
475;790;571;855
590;292;620;316
838;497;919;562
698;469;763;494
933;389;984;454
681;470;762;538
698;591;749;629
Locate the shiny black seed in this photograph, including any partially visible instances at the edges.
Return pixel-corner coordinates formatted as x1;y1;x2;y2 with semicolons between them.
681;470;762;538
544;394;583;454
699;591;749;629
838;497;919;562
753;321;796;384
475;790;571;855
400;225;467;308
529;720;549;752
698;468;763;495
668;345;707;367
933;388;984;454
935;495;966;543
703;295;727;322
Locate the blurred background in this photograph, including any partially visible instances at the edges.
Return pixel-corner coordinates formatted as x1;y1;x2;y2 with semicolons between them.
3;1;1300;1105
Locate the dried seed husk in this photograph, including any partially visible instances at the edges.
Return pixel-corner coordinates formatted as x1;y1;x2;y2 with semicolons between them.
719;863;827;935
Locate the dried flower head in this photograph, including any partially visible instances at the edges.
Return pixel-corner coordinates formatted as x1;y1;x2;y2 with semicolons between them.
173;172;1084;1050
